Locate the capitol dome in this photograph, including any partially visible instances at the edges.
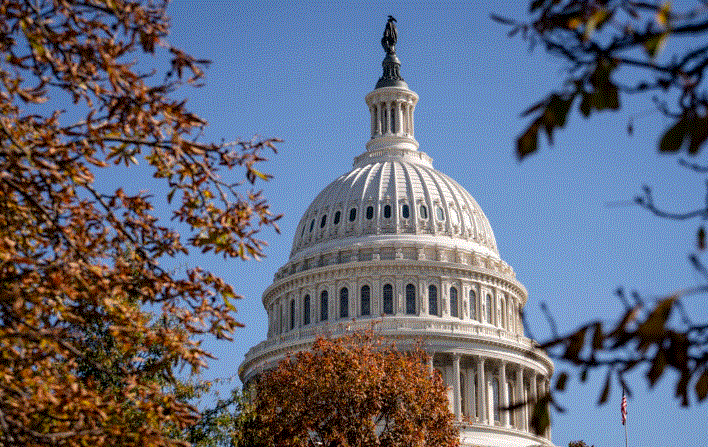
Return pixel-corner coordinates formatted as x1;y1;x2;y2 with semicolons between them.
240;18;554;447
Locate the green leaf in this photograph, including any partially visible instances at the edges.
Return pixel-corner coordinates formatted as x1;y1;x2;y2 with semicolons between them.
659;116;688;153
517;120;541;159
696;368;708;402
643;32;669;58
555;372;568;391
598;369;612;404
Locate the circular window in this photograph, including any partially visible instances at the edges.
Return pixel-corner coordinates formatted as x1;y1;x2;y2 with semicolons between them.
349;208;357;222
366;206;374;220
420;205;428;219
402;204;410;219
384;204;391;219
436;206;445;221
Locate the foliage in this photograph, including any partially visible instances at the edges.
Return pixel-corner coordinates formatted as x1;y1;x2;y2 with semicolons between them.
492;0;708;159
247;332;459;447
494;0;708;433
568;442;593;447
0;1;280;446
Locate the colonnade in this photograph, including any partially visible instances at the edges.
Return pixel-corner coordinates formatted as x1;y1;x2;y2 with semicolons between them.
368;99;415;138
427;352;551;440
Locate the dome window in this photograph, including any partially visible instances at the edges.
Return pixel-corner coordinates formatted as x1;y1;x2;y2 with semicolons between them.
309;219;315;232
428;285;438;316
469;289;477;321
383;204;391;219
436;206;445;221
334;211;341;225
290;299;296;330
420;205;428;219
339;287;349;319
405;284;416;315
303;294;311;326
360;285;371;316
450;286;458;318
320;214;327;228
383;284;394;315
366;206;374;220
349;208;357;222
320;290;328;321
401;204;410;219
450;207;460;225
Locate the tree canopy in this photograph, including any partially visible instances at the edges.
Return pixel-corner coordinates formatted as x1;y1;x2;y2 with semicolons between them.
0;1;280;445
246;332;459;447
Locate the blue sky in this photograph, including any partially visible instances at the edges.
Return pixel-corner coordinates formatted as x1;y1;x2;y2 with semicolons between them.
145;1;708;445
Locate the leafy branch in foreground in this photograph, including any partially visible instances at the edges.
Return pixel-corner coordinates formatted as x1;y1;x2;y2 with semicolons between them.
493;0;708;159
0;1;281;446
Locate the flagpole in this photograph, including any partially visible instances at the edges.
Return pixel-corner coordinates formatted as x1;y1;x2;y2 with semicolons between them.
624;419;628;447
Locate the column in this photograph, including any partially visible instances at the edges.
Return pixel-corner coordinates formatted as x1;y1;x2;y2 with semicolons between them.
408;101;414;135
545;380;552;440
427;352;434;375
396;101;403;135
453;354;461;420
530;372;537;406
476;357;486;424
500;361;509;427
516;367;525;431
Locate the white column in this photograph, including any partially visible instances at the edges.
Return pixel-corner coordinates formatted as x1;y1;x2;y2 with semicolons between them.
516;367;525;430
408;101;414;136
396;101;403;135
477;357;486;424
427;352;434;375
530;372;537;408
453;354;461;420
500;361;509;427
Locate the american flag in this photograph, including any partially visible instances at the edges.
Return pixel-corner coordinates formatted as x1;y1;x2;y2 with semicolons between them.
621;393;627;425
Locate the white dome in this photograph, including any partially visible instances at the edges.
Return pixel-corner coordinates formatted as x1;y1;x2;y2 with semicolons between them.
291;147;498;261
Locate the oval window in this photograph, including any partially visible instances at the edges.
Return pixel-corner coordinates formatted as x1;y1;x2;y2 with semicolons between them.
309;219;315;232
334;211;341;225
402;204;410;219
384;204;391;219
436;206;445;221
420;205;428;219
320;214;327;228
349;208;357;222
366;206;374;220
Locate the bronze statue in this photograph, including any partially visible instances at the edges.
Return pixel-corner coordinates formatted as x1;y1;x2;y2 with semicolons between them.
381;15;397;54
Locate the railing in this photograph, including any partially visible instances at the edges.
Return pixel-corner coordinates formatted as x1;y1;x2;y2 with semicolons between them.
243;317;537;365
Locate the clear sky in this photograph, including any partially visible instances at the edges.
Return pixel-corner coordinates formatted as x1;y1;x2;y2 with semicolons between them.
142;1;708;446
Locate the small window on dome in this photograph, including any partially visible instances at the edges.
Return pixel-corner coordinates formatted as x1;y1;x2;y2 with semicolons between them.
320;214;327;228
366;206;374;220
349;208;357;222
436;206;445;221
402;204;410;219
334;211;341;225
309;219;315;232
450;208;460;225
420;205;428;219
384;204;391;219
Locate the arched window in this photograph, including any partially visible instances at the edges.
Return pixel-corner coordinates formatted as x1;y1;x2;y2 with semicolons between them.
339;287;349;319
492;377;500;423
470;289;477;321
384;204;391;218
360;285;371;316
320;214;327;228
290;298;295;330
402;204;410;219
320;290;328;322
429;285;438;316
334;211;341;225
349;208;356;222
383;284;394;315
420;205;428;219
450;286;458;318
303;295;311;325
309;219;315;232
366;205;374;220
405;283;416;314
486;293;493;325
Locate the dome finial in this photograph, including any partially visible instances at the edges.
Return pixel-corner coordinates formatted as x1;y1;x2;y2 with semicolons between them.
376;16;407;89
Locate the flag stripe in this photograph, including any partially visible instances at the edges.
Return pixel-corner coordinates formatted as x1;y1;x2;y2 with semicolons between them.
621;393;627;425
